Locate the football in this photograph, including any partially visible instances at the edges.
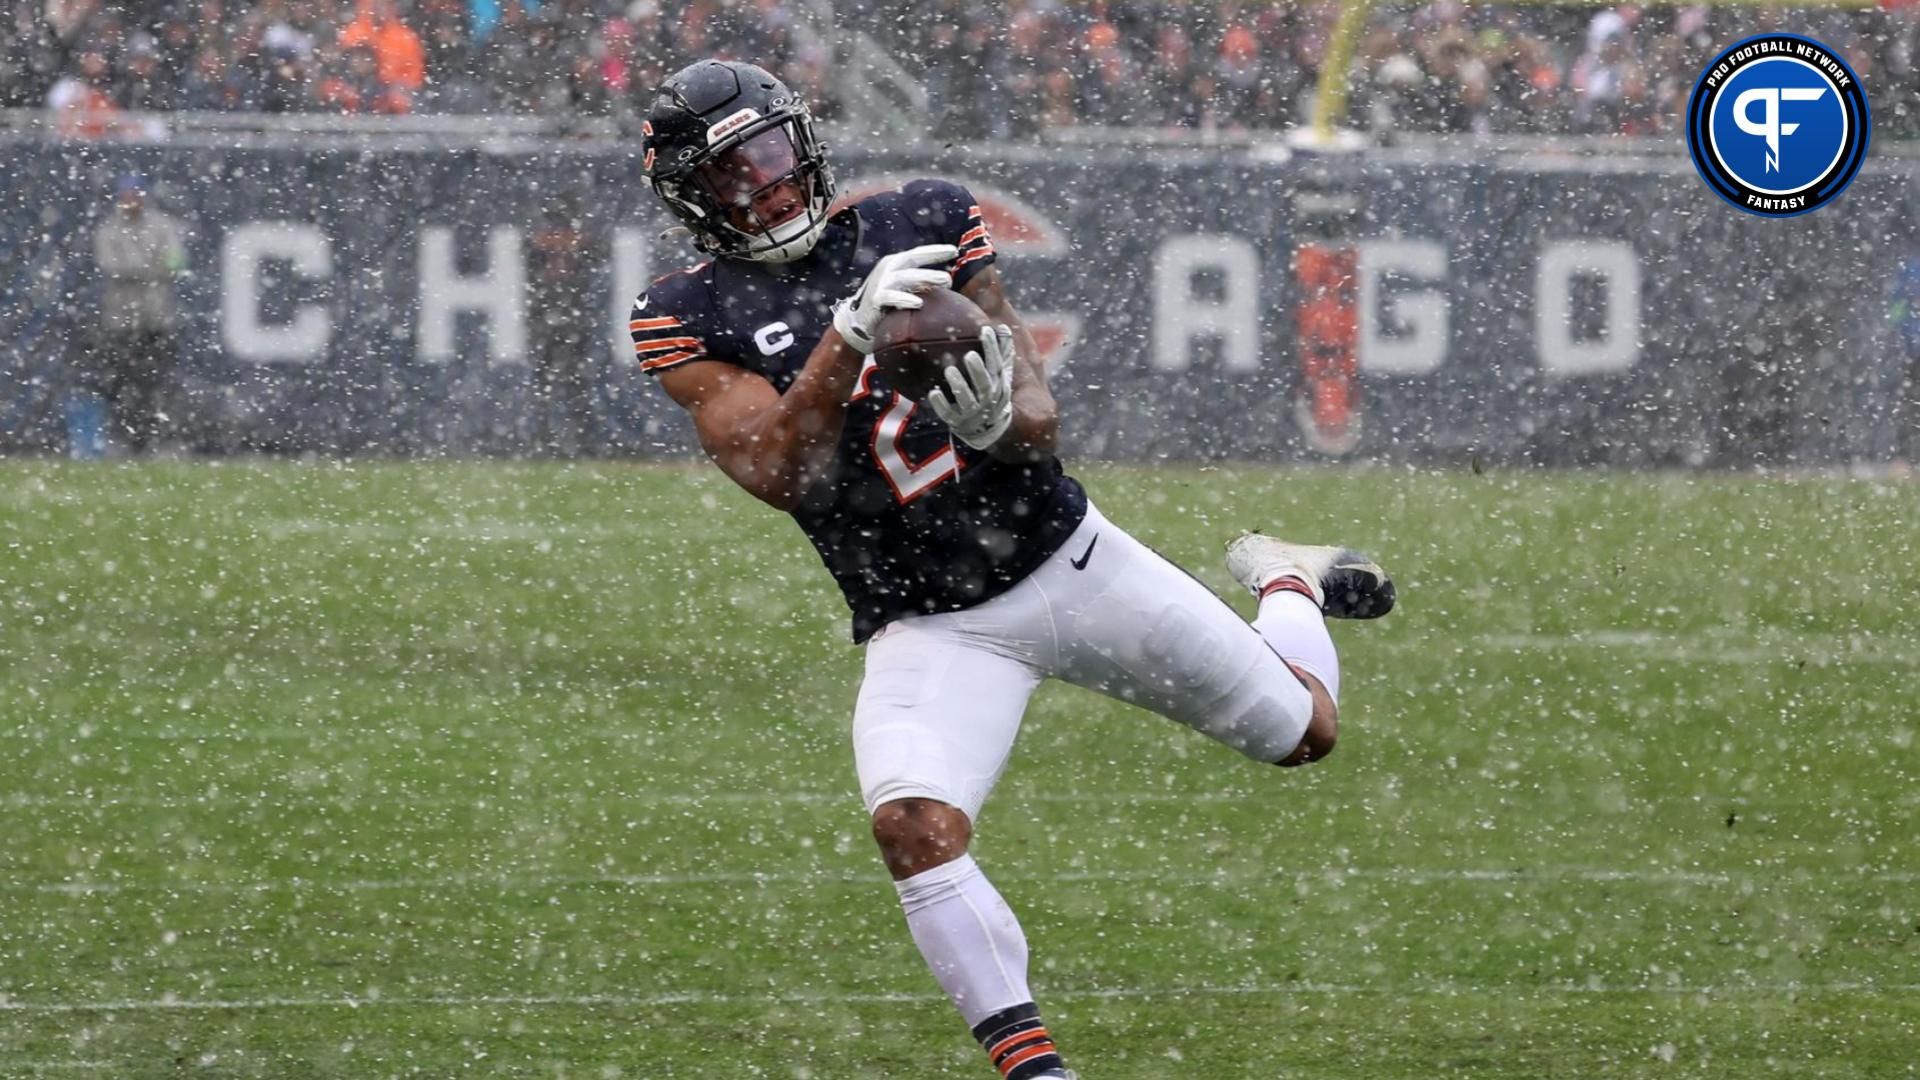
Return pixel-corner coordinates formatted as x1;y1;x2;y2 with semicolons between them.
870;287;995;402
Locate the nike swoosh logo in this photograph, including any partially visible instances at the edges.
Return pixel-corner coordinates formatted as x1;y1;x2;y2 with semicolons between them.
1070;534;1099;570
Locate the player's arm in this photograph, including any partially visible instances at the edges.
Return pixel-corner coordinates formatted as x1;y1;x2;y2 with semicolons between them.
652;243;958;512
656;341;867;512
961;266;1058;464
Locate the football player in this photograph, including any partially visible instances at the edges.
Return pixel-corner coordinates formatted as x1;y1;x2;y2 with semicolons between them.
632;59;1395;1080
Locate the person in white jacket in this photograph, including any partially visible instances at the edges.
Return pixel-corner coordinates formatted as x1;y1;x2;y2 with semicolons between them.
91;174;186;452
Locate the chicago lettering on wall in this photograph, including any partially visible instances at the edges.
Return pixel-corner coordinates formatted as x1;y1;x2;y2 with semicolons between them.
0;143;1902;465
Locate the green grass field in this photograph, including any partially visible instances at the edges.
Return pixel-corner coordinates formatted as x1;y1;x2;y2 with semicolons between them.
2;461;1917;1079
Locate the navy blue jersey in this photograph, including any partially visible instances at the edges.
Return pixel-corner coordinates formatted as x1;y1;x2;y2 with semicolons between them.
633;178;1087;642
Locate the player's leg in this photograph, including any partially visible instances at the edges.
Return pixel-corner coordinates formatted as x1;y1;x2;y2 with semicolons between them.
1037;503;1390;766
1225;532;1394;761
855;609;1073;1080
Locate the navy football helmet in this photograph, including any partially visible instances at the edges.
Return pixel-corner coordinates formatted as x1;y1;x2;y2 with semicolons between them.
641;60;836;263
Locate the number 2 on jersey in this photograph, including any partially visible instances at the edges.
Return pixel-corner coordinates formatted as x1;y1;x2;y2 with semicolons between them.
853;357;960;503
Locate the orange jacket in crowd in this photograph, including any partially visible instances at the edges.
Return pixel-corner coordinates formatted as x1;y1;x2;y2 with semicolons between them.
336;0;426;90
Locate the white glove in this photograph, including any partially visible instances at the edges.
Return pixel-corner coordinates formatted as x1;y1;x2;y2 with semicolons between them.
929;325;1015;450
831;243;958;355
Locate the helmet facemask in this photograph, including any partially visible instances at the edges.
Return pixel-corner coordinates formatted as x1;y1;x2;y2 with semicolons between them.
651;109;836;263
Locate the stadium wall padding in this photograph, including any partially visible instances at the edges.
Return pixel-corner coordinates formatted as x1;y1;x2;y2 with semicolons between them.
3;139;1914;465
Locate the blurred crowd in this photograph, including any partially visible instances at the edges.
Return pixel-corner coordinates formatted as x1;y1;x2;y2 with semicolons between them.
893;0;1920;139
2;0;836;126
6;0;1920;139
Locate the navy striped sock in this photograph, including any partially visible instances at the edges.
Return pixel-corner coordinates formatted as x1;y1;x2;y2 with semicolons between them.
971;1002;1065;1080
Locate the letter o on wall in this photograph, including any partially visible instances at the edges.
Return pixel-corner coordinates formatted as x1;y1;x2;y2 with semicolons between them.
1535;240;1641;379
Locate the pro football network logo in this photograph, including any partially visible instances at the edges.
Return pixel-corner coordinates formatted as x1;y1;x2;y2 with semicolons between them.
1686;34;1869;218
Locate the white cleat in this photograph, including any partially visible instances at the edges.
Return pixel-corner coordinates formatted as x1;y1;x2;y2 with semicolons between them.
1225;532;1396;619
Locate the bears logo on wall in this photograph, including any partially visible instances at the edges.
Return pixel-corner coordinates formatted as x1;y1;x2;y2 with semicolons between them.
839;176;1081;371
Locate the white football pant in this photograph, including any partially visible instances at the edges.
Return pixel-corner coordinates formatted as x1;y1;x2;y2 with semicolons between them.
853;501;1316;821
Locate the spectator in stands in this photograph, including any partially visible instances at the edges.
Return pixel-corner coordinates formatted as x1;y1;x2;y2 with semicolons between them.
675;0;717;58
1361;47;1423;136
555;46;612;116
1640;5;1710;135
998;5;1056;138
336;0;424;98
546;0;609;52
114;33;175;110
916;1;1002;137
47;47;127;137
591;6;633;96
1077;20;1138;126
1426;32;1493;132
757;0;834;118
1146;23;1196;127
88;174;187;453
480;0;534;110
1214;22;1262;125
415;0;488;112
488;0;577;113
1263;4;1323;127
43;0;108;53
466;0;505;44
181;41;256;110
616;0;676;120
1475;21;1565;133
316;40;407;112
149;6;202;98
2;3;66;108
498;0;615;117
258;42;314;112
1571;10;1650;133
258;0;323;61
1406;4;1476;130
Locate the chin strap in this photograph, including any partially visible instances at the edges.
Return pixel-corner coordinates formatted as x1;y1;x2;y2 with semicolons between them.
740;212;829;263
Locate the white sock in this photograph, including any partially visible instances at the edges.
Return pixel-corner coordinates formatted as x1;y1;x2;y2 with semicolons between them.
893;854;1032;1028
1254;587;1341;703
